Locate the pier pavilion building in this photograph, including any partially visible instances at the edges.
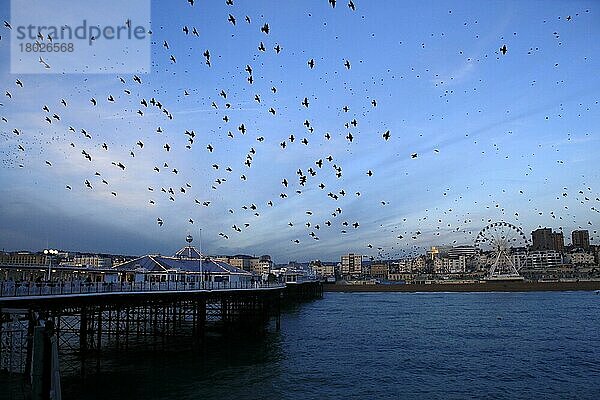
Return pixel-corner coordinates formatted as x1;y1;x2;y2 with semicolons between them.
113;244;252;285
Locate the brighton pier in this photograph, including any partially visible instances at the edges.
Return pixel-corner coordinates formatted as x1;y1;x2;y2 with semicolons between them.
0;241;323;400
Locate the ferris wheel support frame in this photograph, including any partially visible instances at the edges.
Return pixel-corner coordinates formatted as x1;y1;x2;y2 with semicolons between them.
486;246;521;279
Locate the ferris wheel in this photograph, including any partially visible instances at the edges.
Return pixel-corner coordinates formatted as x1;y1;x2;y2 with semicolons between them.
474;221;529;280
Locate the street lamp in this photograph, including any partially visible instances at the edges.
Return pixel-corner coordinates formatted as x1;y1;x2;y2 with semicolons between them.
199;228;203;288
44;249;58;281
188;232;204;288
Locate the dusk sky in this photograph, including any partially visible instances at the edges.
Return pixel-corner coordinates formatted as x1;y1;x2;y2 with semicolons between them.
0;1;599;263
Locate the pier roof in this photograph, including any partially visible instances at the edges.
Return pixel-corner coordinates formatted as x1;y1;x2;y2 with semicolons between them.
174;245;202;259
114;255;250;275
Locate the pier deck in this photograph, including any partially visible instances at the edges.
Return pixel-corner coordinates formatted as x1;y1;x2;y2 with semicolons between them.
0;281;295;380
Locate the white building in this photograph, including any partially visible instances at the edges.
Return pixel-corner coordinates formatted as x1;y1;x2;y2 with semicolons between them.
270;266;314;283
433;256;466;274
513;250;563;270
448;245;477;258
310;261;335;278
564;251;595;266
341;253;363;276
256;255;273;275
446;256;466;274
70;255;113;269
392;260;412;273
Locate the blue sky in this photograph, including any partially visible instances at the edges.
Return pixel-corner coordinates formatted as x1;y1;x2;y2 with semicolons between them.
0;0;599;262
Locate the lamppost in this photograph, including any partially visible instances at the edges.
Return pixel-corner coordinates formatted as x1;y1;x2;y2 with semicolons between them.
199;228;203;288
43;249;58;281
185;234;193;288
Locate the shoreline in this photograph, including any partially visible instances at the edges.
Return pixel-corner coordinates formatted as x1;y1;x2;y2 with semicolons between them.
323;281;600;293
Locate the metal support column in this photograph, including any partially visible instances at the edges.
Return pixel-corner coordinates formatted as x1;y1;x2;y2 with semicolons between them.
96;308;102;352
25;310;36;377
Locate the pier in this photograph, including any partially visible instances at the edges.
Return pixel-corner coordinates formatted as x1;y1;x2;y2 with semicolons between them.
0;279;322;399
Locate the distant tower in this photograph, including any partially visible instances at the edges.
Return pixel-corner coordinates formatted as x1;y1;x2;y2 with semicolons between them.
572;230;590;251
531;228;563;252
186;234;193;244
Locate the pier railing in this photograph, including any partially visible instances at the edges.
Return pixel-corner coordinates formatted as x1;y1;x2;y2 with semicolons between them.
0;280;285;298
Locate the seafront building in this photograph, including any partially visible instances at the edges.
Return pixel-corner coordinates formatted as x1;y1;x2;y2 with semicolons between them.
572;230;590;250
0;251;49;266
387;271;414;283
512;250;563;270
531;228;565;252
114;244;252;285
309;260;335;279
65;255;113;269
212;254;273;276
563;249;595;266
270;263;315;283
433;255;467;274
340;253;363;278
0;251;117;283
369;262;389;281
